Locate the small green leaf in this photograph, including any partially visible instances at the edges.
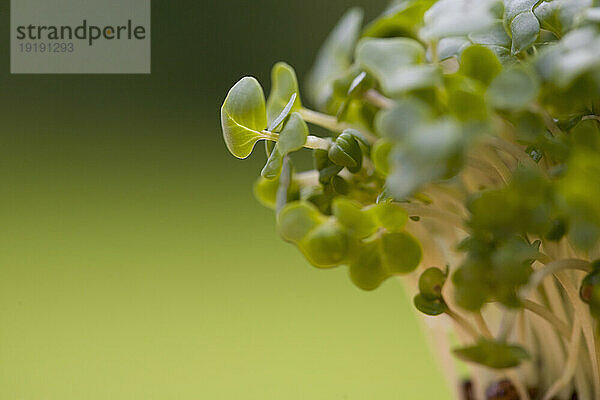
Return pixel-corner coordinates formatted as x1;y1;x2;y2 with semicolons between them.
253;176;280;209
277;201;324;243
332;198;377;238
414;294;447;316
362;0;435;38
437;37;471;61
375;98;431;140
371;139;393;175
349;240;387;291
380;231;422;274
221;77;271;159
448;88;488;121
487;68;539;110
418;267;447;300
356;38;440;96
454;339;530;369
459;45;502;86
510;11;540;54
261;143;283;179
254;175;298;210
421;0;498;40
266;62;302;128
307;8;364;109
300;221;350;268
370;202;408;232
278;112;308;155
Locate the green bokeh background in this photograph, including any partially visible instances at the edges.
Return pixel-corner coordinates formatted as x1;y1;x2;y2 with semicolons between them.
0;1;451;398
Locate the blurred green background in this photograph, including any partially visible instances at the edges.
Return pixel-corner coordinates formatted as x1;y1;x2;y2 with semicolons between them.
0;1;450;398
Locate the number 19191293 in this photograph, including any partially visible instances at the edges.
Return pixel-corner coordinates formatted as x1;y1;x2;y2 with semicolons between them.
19;42;74;53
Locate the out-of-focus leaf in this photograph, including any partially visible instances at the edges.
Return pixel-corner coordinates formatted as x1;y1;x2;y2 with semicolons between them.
487;68;539;110
362;0;435;38
454;339;529;369
375;97;432;140
459;45;502;86
414;294;447;315
372;139;393;175
349;231;422;290
307;8;364;109
437;37;471;61
332;198;377;238
421;0;499;40
356;38;440;96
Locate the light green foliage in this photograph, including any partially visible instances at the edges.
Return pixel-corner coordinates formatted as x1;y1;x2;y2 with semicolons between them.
220;0;600;380
356;38;440;95
266;63;302;129
454;339;529;369
221;77;270;159
307;8;363;109
277;113;308;155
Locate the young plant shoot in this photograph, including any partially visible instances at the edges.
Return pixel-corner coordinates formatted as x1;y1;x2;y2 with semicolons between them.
220;1;600;399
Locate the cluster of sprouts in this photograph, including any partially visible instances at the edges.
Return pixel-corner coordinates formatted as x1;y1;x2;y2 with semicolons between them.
220;1;600;399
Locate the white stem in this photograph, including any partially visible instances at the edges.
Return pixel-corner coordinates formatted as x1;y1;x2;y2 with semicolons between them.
304;135;331;150
542;316;582;400
400;203;468;232
554;271;600;400
364;89;394;110
298;108;378;143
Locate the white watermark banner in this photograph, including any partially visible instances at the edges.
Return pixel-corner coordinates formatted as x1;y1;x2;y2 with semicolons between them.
11;0;151;74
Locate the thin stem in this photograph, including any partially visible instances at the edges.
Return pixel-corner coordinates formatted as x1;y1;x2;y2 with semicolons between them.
542;316;582;400
521;299;571;338
520;258;592;298
582;115;600;123
400;202;467;232
554;271;600;400
304;135;331;150
364;89;394;110
530;103;564;137
446;307;480;340
275;156;291;214
474;311;493;338
298;108;377;143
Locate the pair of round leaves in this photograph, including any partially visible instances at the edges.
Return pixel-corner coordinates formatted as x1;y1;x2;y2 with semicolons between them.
413;267;448;316
221;63;307;161
277;199;422;290
277;201;351;268
333;198;422;290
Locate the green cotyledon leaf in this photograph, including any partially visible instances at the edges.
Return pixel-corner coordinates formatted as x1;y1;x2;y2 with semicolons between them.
459;45;502;87
307;8;363;109
356;38;440;96
261;143;283;179
277;112;308;155
362;0;435;38
221;77;272;159
454;339;529;369
349;231;422;290
332;197;377;239
487;68;539;111
266;62;302;129
420;0;499;41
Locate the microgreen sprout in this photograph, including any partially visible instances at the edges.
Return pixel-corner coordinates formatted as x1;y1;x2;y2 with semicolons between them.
220;1;600;399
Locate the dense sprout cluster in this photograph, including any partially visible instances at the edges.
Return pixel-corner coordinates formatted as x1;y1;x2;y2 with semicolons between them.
220;1;600;399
